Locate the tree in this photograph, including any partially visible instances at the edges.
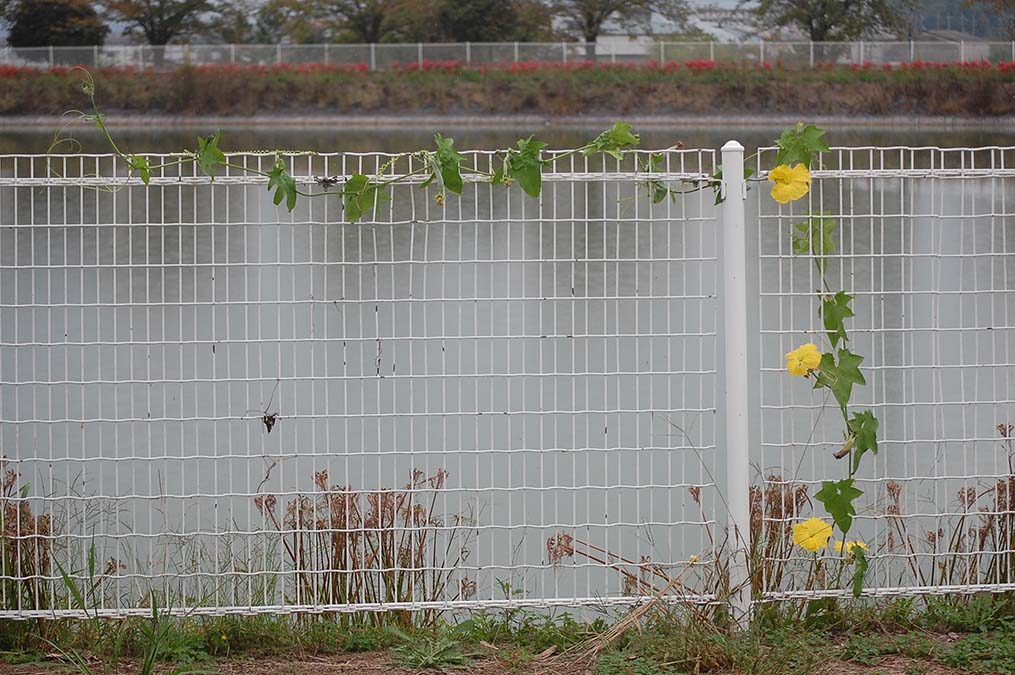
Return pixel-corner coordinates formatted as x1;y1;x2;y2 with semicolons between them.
6;0;108;46
753;0;911;41
206;0;255;41
104;0;214;45
548;0;689;45
438;0;515;41
964;0;1015;38
315;0;402;42
435;0;554;41
250;0;328;43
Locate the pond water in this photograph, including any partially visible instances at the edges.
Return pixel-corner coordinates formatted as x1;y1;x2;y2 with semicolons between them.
2;123;1015;614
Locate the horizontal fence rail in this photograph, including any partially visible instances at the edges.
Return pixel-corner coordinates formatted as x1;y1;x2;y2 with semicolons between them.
1;41;1014;70
0;145;1014;619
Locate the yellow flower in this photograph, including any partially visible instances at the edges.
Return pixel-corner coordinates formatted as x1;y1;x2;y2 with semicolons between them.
769;163;811;204
833;540;869;556
793;517;833;552
221;634;228;641
785;343;822;377
688;554;699;563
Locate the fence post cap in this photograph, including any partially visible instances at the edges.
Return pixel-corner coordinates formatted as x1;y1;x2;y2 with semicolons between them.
721;140;745;152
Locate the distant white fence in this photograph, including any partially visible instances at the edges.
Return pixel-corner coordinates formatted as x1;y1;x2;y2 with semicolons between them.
0;144;1014;619
2;40;1014;70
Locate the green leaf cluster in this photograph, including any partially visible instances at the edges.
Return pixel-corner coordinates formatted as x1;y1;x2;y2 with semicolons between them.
814;348;866;414
344;173;387;221
127;154;151;185
267;156;298;212
422;133;465;195
775;122;830;167
195;131;226;179
792;214;837;273
500;135;547;198
814;477;863;535
820;290;854;348
846;409;879;476
851;546;869;597
642;153;670;204
584;121;640;160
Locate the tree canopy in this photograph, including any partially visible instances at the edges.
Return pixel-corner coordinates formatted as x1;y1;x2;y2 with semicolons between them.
548;0;689;44
753;0;911;41
103;0;214;45
6;0;108;46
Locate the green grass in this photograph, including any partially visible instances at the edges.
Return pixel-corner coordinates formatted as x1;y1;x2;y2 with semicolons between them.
4;594;1015;673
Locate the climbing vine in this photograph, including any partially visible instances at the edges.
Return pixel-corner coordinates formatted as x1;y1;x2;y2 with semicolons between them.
777;124;879;597
54;71;873;597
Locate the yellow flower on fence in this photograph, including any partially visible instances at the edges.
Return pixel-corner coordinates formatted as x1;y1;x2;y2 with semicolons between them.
769;163;811;204
785;343;822;377
833;540;869;556
793;517;833;552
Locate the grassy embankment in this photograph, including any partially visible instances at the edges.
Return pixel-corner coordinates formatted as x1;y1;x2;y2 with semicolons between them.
3;595;1015;674
0;60;1012;117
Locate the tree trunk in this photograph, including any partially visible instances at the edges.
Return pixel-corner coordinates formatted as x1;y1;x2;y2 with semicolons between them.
584;28;597;62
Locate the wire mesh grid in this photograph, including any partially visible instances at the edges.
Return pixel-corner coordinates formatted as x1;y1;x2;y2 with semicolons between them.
755;145;1015;601
0;148;721;618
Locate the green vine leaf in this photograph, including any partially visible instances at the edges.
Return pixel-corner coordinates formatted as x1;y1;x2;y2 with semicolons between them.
775;123;830;167
127;154;151;185
267;157;297;212
344;173;387;222
847;410;879;476
851;546;869;598
506;136;547;198
820;290;855;349
432;133;464;195
814;348;866;414
642;153;669;204
585;122;640;160
792;214;836;273
815;477;863;535
195;131;226;180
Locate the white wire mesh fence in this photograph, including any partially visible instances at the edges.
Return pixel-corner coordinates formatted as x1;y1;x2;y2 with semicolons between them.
0;149;722;618
755;146;1015;601
1;145;1014;619
2;40;1014;70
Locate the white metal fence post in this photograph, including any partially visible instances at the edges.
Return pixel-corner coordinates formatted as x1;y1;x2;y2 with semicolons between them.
720;140;753;627
417;42;423;66
710;41;715;61
48;45;54;68
513;41;519;62
275;43;281;64
370;43;376;70
465;41;471;64
809;41;814;67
